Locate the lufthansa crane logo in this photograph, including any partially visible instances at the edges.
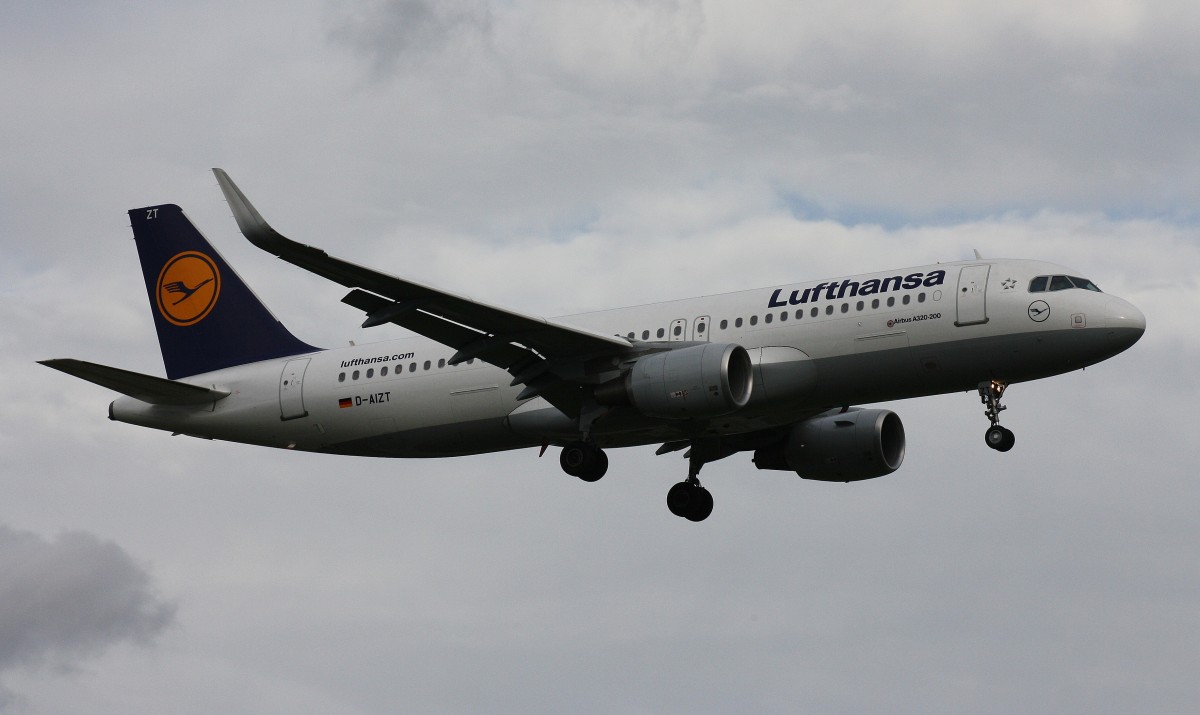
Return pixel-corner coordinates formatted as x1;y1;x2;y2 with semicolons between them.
156;251;220;326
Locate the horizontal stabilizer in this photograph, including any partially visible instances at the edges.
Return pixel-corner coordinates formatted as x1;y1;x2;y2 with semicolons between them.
39;359;230;405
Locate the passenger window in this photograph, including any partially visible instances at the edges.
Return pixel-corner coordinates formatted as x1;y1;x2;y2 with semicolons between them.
779;311;787;321
627;332;634;339
735;317;743;328
840;303;849;313
438;359;446;368
887;296;895;307
750;315;758;326
918;292;926;303
673;324;682;336
871;298;880;309
902;294;911;305
657;328;665;338
366;368;374;378
719;320;727;330
811;307;819;318
642;330;650;340
1049;275;1073;291
352;370;360;380
855;301;864;311
1029;276;1048;292
338;372;345;382
381;366;388;377
825;305;834;315
764;313;772;324
423;360;431;370
796;310;804;320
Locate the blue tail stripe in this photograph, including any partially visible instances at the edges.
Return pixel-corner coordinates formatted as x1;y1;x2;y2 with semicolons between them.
129;204;319;379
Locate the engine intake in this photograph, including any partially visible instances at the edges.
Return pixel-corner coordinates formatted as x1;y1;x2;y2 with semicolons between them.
596;343;753;419
753;408;905;481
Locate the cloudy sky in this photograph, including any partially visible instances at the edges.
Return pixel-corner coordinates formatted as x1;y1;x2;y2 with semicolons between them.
3;0;1198;712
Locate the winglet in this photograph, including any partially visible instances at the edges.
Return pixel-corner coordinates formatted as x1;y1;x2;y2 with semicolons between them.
213;168;295;256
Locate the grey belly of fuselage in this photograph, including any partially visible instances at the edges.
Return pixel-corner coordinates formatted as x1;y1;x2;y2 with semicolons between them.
318;326;1139;459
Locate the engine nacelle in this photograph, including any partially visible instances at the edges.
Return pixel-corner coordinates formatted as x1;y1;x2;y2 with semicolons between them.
753;408;905;481
596;343;753;419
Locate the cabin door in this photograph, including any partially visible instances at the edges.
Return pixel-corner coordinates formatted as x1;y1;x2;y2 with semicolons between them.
955;265;990;326
279;358;310;420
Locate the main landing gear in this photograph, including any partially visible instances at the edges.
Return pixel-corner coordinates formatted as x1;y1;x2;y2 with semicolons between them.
665;445;715;522
979;380;1016;452
557;439;715;522
666;479;713;522
559;441;608;482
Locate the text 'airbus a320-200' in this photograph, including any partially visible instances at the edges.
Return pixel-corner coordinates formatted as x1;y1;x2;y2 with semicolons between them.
42;170;1146;521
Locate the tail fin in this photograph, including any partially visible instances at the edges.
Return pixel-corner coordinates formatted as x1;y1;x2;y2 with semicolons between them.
130;204;318;379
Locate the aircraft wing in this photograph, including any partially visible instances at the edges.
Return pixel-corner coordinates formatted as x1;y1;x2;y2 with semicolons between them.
213;169;633;414
39;359;230;405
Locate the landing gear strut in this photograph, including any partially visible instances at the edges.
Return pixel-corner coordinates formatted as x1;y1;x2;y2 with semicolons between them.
666;446;714;522
559;441;608;482
979;380;1016;452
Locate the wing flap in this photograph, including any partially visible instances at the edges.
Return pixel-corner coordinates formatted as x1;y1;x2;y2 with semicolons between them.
341;289;536;370
40;359;230;405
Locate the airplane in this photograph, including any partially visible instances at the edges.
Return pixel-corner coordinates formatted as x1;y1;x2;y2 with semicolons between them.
41;169;1147;522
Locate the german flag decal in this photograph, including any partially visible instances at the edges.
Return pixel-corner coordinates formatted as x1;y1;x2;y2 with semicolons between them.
338;397;353;409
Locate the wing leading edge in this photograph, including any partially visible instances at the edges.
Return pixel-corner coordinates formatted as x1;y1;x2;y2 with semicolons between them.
212;169;634;415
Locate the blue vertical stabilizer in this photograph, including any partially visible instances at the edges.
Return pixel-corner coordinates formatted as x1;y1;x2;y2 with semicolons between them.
129;204;319;379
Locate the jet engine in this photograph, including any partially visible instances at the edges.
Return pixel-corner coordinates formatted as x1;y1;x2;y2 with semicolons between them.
753;408;905;481
595;343;753;419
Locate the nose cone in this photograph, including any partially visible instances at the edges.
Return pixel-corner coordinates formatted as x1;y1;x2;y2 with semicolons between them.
1103;297;1146;350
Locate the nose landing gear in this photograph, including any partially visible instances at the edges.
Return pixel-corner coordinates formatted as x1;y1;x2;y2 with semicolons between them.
979;380;1016;452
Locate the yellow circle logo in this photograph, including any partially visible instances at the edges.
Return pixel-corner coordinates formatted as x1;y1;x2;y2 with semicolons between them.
156;251;220;326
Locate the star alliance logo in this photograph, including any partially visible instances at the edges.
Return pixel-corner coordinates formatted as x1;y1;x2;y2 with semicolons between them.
1001;278;1017;290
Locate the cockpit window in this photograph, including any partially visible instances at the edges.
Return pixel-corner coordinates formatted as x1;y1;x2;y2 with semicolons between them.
1029;274;1104;293
1048;275;1073;291
1068;276;1102;292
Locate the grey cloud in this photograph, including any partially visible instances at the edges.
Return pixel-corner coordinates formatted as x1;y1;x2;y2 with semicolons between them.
330;0;493;72
322;0;1200;225
0;525;174;673
3;1;1198;711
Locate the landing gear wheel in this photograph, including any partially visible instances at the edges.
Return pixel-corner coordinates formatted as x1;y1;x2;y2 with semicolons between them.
666;482;713;522
978;380;1016;452
577;449;608;482
984;425;1015;452
559;442;608;481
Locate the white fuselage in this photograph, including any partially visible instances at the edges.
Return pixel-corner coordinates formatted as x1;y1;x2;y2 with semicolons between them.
110;258;1145;457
